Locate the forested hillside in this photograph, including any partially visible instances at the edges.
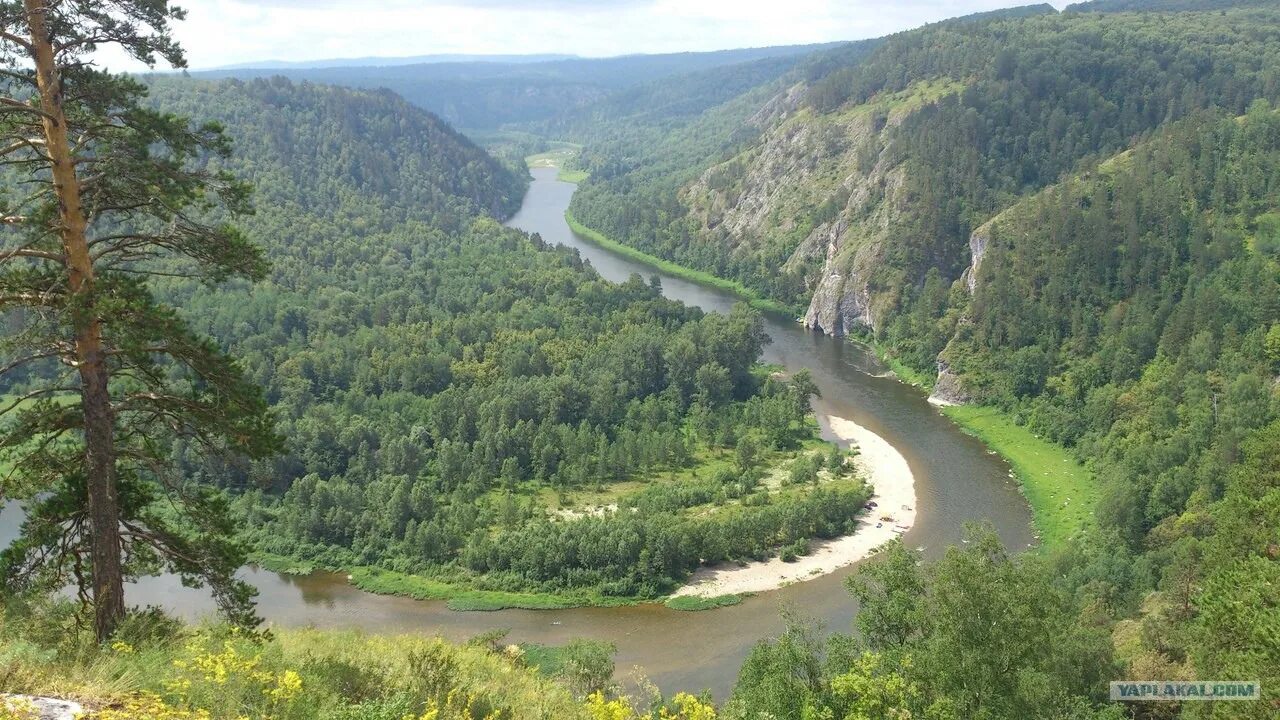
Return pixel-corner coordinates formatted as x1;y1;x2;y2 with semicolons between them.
721;104;1280;720
569;3;1280;324
557;3;1280;715
133;78;855;606
144;77;528;228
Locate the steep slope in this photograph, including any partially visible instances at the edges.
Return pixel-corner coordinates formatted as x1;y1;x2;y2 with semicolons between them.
685;79;964;328
935;106;1280;517
144;76;528;229
909;104;1280;719
766;4;1280;344
568;3;1280;346
695;21;1280;717
562;12;1280;699
566;39;886;307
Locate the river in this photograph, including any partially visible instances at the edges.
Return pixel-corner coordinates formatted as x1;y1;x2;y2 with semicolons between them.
0;167;1033;698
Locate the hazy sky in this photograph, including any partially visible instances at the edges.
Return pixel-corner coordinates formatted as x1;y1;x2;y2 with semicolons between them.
104;0;1069;70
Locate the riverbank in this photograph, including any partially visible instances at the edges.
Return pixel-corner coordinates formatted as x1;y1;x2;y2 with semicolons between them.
564;212;803;317
546;218;1067;551
251;551;645;611
349;567;647;611
940;406;1096;548
825;338;1095;551
670;414;916;598
525;147;588;183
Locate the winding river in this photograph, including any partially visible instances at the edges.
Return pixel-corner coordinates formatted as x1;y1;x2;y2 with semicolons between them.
0;168;1033;698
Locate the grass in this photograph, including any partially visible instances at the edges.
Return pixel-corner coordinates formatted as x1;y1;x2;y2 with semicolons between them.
565;212;805;317
525;145;589;183
517;643;574;677
663;594;745;611
534;479;646;513
557;168;590;184
864;342;935;390
941;405;1098;549
246;551;315;576
347;567;643;611
821;341;1097;549
0;604;593;720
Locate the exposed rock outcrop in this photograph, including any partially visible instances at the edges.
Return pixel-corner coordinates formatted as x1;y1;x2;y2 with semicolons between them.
959;222;992;294
805;262;874;336
680;80;968;338
747;81;808;130
928;358;972;406
2;695;84;720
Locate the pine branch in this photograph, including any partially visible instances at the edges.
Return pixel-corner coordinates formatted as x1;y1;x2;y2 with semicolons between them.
0;29;33;52
0;96;54;120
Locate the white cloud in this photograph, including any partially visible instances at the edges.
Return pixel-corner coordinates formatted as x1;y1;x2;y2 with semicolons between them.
104;0;1068;71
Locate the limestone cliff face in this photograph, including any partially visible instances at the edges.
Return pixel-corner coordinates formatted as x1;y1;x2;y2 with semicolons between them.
801;164;909;335
683;84;881;250
959;222;993;295
928;357;972;406
930;221;998;403
928;187;1031;402
682;81;963;335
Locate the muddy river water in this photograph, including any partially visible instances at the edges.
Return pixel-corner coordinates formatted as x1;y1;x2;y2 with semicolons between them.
0;167;1033;697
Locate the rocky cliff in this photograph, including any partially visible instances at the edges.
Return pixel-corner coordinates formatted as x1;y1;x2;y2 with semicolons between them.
681;79;965;334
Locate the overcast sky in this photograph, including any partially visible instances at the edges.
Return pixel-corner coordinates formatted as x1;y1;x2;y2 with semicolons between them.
103;1;1069;70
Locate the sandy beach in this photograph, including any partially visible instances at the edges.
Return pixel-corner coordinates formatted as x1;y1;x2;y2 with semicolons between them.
670;414;917;598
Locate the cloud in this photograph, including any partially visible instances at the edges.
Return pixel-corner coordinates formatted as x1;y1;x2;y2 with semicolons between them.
242;0;652;9
101;0;1064;71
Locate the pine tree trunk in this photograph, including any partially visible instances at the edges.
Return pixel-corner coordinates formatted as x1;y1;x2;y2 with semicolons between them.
24;0;125;642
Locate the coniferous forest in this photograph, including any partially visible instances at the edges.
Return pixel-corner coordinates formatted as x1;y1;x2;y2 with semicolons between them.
1;1;1279;719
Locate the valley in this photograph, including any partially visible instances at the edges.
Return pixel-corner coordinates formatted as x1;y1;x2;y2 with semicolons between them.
0;167;1032;699
2;1;1278;717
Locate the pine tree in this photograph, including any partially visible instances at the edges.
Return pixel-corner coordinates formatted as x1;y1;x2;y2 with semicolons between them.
0;1;280;641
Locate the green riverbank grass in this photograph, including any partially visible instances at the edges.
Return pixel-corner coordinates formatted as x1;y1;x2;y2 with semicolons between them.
525;146;588;183
664;594;745;611
941;405;1097;549
348;566;643;611
819;345;1097;549
867;343;935;389
248;551;315;576
565;212;803;317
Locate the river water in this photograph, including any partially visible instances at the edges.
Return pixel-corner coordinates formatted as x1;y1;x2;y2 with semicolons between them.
0;168;1032;698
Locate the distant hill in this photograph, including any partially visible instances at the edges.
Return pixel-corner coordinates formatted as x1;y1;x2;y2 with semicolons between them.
210;53;578;70
1065;0;1274;11
196;43;844;129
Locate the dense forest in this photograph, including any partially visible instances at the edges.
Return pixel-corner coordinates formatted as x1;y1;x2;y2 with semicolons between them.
558;0;1280;716
721;107;1280;719
568;2;1280;315
3;0;1280;718
137;78;854;601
